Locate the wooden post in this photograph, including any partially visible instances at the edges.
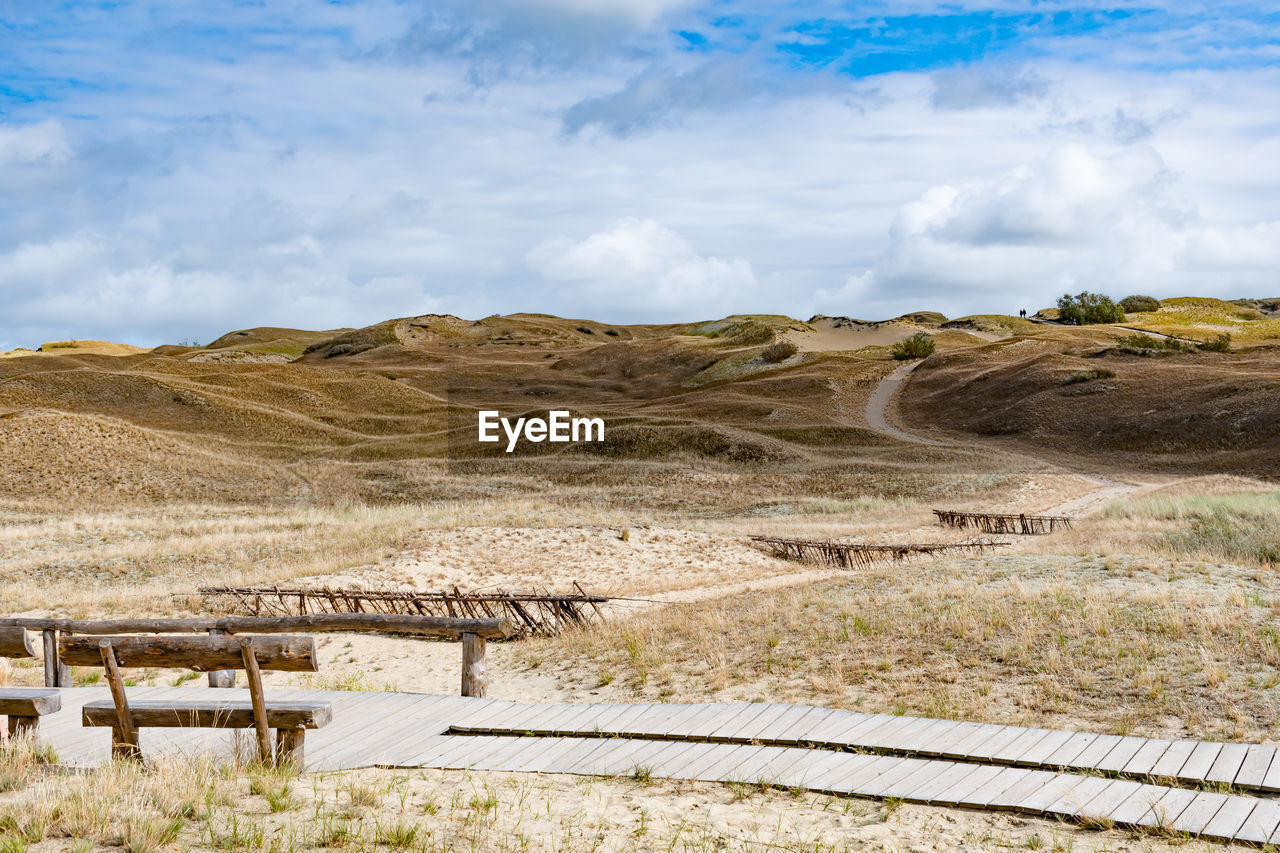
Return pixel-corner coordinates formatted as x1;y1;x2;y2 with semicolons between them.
98;641;139;759
7;716;37;738
207;629;236;687
461;632;488;698
275;728;306;772
42;629;70;687
239;638;273;764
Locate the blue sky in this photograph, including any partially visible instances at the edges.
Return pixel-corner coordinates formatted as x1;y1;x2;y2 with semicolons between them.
1;1;1278;347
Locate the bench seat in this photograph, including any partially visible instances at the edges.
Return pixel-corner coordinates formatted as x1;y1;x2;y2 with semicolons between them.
0;687;61;738
83;699;331;730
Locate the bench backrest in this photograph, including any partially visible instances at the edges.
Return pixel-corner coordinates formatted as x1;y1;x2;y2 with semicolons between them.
0;626;36;659
58;634;318;672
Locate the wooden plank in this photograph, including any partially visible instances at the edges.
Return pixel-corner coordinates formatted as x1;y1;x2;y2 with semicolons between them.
594;703;658;735
703;702;775;741
820;713;900;746
739;746;816;786
1039;731;1099;768
1092;736;1147;773
1135;786;1198;832
931;722;1003;760
443;697;508;730
772;707;840;745
926;717;993;758
668;703;741;740
1017;774;1091;815
746;705;816;742
860;716;933;750
1064;733;1124;769
1149;739;1197;780
652;742;729;779
804;752;891;793
1015;730;1078;767
989;729;1054;765
962;726;1031;762
929;763;1007;806
1234;744;1275;790
774;749;854;790
1178;740;1223;780
82;699;330;730
1199;795;1260;842
830;755;911;796
1237;800;1280;844
581;704;646;735
986;769;1060;810
1205;742;1250;785
469;735;567;771
904;762;983;804
962;767;1033;808
1040;775;1115;818
1166;791;1229;836
1120;739;1172;776
666;742;754;781
890;717;962;753
802;710;868;744
1073;777;1143;821
1105;783;1172;826
720;746;794;784
0;688;61;716
62;635;318;672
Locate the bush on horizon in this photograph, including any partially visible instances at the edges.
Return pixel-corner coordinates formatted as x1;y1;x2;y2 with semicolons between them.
1057;292;1126;325
1119;295;1161;313
891;332;936;360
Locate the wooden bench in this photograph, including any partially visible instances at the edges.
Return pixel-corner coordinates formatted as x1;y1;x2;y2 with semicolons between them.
60;633;329;769
0;627;61;739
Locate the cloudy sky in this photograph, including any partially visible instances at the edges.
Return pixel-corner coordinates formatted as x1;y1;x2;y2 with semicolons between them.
2;1;1278;348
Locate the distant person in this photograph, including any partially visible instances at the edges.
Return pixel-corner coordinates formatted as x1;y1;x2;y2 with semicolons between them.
1019;309;1027;318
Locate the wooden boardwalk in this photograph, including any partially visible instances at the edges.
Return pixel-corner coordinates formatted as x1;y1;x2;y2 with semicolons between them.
25;688;1280;846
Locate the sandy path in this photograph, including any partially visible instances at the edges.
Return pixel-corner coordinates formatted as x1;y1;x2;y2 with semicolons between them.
864;358;1150;515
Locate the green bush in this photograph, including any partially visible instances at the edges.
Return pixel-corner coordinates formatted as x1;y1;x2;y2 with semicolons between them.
1116;333;1190;351
1057;292;1125;325
759;341;799;363
1061;368;1115;385
1198;333;1232;352
891;332;936;360
1119;295;1161;313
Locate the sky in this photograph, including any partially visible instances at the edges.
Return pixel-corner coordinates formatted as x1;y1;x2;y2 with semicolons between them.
1;1;1278;348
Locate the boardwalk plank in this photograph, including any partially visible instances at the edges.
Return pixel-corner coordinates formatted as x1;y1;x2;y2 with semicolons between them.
773;707;840;745
991;729;1055;765
1121;739;1172;776
843;756;928;797
1106;783;1172;827
1205;742;1250;785
930;763;1006;807
1075;779;1144;825
1040;775;1114;818
1179;741;1224;780
1149;739;1197;780
1040;731;1098;768
1018;774;1089;815
854;758;936;799
1016;730;1077;767
908;763;984;804
1066;734;1124;770
1199;795;1259;842
962;726;1032;762
1235;744;1275;789
1239;800;1280;844
987;770;1060;810
1167;791;1229;836
937;724;1008;760
1135;787;1198;832
963;767;1033;808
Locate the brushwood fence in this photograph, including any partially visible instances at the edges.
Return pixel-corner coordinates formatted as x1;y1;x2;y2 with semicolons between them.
749;536;1006;569
198;585;608;639
933;509;1073;535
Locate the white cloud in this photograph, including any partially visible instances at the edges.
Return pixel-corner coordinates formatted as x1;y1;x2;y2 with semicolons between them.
528;218;758;319
0;120;71;166
822;144;1280;317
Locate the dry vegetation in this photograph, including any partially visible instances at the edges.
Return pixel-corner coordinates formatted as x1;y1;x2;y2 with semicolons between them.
4;308;1280;849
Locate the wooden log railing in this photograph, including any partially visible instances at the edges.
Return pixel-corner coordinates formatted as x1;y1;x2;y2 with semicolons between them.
932;509;1073;535
0;614;513;699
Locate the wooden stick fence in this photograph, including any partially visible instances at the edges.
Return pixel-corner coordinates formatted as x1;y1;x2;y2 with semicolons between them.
750;536;1006;569
933;509;1073;535
198;584;609;639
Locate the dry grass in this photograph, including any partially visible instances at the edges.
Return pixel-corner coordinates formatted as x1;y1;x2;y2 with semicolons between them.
0;754;1233;852
549;550;1280;742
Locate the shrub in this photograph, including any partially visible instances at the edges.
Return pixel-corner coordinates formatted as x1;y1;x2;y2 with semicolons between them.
576;326;594;335
1057;292;1125;325
1062;368;1115;385
760;341;798;363
1115;333;1189;351
1198;333;1232;352
1119;295;1161;313
891;332;936;360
